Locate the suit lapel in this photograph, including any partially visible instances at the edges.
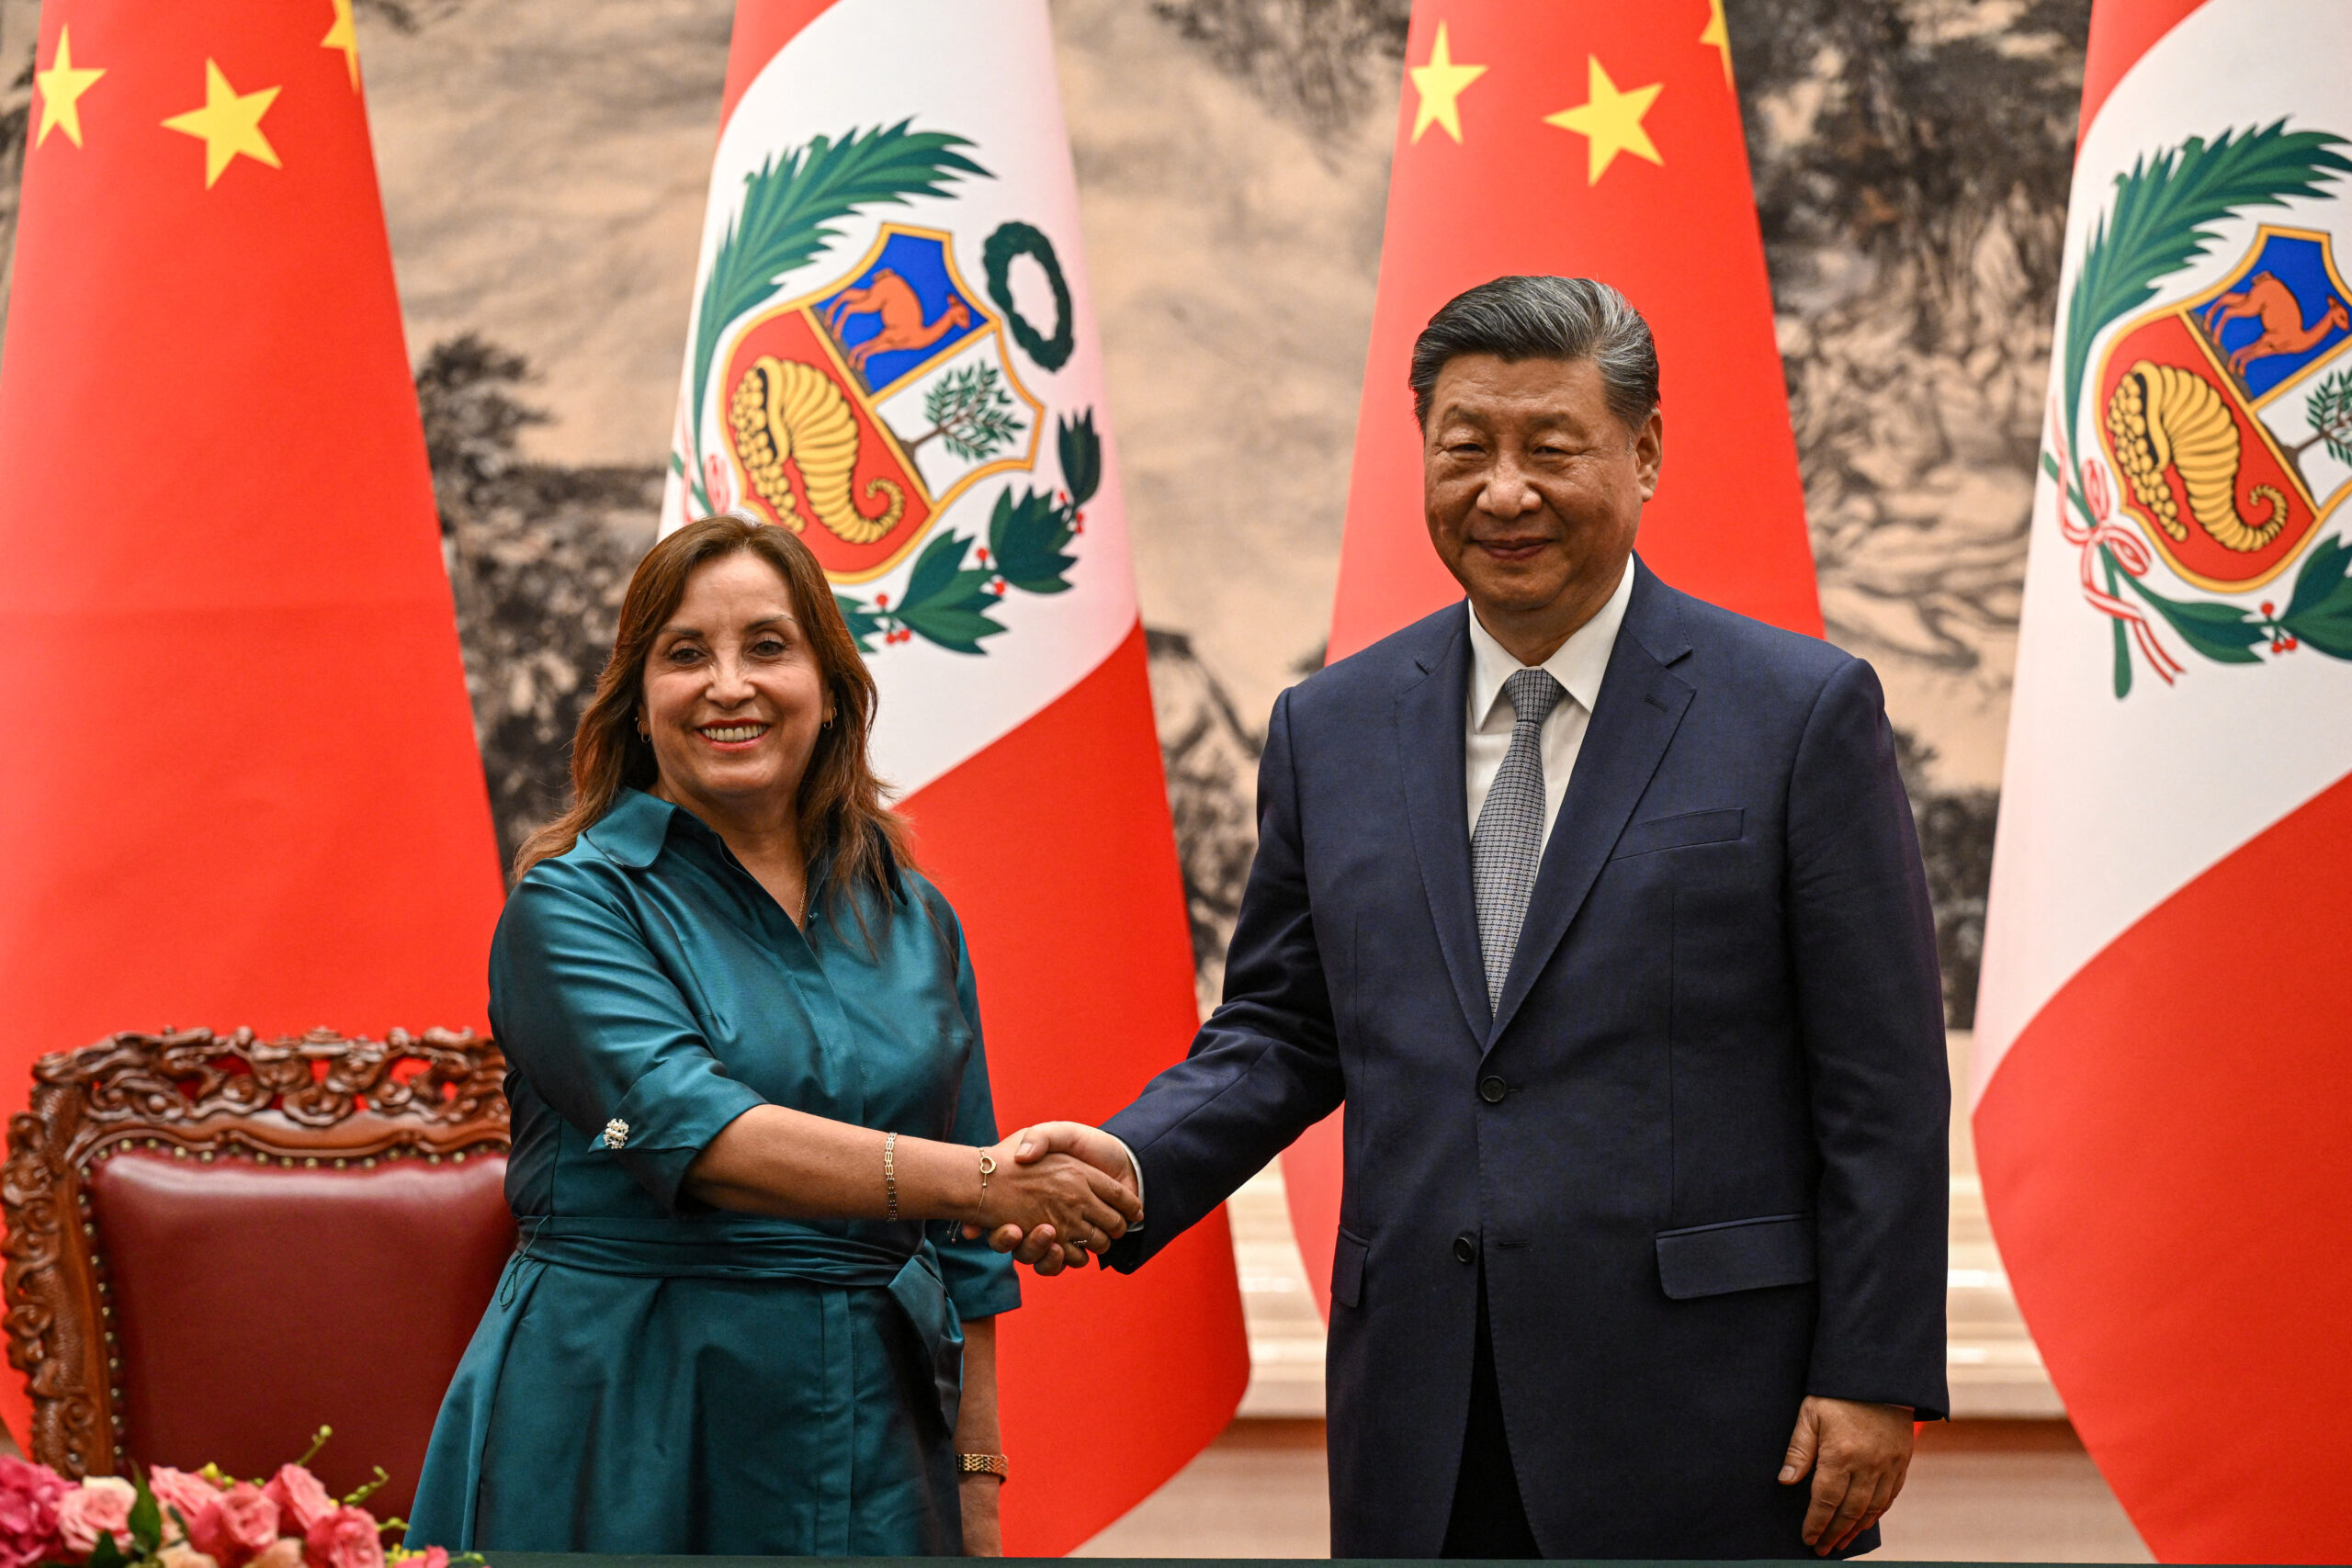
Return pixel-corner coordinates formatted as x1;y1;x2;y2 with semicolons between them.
1488;564;1695;1045
1395;606;1491;1041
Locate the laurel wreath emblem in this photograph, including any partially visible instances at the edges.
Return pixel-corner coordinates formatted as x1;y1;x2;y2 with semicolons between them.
673;120;1094;657
2047;120;2352;695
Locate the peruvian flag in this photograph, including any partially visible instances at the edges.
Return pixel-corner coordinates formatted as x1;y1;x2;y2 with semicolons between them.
0;0;506;1447
1292;0;1822;1314
1973;3;2352;1560
661;1;1247;1551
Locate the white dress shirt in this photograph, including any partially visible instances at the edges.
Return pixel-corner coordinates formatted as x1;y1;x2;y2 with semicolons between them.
1464;558;1634;846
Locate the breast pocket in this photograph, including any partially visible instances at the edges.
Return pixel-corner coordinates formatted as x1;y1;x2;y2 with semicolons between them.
1611;807;1745;860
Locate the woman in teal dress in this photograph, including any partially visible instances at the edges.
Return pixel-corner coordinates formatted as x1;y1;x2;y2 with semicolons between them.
409;513;1142;1557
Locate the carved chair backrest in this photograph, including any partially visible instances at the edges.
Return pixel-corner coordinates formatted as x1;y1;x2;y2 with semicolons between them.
1;1028;512;1509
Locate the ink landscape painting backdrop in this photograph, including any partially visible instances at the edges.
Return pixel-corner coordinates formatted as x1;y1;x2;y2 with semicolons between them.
0;0;2086;1426
0;0;2079;1020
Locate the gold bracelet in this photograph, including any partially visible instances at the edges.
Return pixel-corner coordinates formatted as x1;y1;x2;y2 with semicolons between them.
978;1150;996;1223
957;1451;1008;1482
883;1132;899;1222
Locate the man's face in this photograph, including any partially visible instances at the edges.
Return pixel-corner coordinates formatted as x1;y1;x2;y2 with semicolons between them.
1421;354;1662;625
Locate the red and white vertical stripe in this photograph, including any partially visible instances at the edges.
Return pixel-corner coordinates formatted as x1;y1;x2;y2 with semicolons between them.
1975;4;2352;1559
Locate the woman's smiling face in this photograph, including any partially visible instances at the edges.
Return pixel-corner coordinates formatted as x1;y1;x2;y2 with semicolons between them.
640;549;831;819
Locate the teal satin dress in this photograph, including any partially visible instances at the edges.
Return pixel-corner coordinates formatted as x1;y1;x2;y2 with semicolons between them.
409;788;1020;1556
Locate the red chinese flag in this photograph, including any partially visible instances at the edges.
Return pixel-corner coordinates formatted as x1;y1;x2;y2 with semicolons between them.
0;0;504;1444
1292;0;1822;1311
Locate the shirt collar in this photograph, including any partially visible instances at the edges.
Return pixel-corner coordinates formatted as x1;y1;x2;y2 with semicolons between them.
1466;555;1634;730
581;786;682;868
580;785;909;902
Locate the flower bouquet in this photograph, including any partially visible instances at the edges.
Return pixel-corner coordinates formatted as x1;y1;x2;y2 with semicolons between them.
0;1429;466;1568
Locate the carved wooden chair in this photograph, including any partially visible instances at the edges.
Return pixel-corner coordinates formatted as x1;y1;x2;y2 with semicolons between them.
2;1029;514;1520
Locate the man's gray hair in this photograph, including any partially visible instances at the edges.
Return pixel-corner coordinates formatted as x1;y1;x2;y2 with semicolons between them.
1408;276;1659;432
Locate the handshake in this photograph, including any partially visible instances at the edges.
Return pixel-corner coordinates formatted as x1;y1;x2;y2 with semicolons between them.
963;1122;1138;1274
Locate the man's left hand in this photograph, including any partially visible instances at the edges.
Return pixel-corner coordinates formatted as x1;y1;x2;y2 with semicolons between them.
1779;1395;1915;1555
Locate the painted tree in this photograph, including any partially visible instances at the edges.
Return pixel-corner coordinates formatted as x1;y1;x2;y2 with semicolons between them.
908;360;1025;460
2286;366;2352;483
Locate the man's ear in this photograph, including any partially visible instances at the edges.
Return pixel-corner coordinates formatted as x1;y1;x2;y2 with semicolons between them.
1634;406;1665;501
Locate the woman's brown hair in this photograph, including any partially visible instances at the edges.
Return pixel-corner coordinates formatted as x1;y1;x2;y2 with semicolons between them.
512;513;914;908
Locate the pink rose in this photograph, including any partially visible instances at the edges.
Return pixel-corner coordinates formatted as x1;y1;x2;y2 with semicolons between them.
56;1476;136;1554
263;1467;334;1536
249;1539;306;1568
190;1483;280;1568
159;1544;220;1568
148;1468;221;1545
302;1507;385;1568
0;1455;70;1568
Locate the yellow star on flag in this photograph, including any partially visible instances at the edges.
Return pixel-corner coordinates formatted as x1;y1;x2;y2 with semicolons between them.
164;60;283;188
1700;0;1735;87
1408;22;1487;144
34;28;106;150
1544;56;1664;186
322;0;362;90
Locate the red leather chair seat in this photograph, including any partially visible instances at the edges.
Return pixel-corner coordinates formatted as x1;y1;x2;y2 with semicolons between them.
86;1150;514;1520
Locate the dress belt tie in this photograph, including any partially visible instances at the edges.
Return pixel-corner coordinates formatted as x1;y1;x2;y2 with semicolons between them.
503;1214;967;1433
514;1213;918;1282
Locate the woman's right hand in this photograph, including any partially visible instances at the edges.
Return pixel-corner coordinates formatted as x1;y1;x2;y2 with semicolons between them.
975;1135;1141;1254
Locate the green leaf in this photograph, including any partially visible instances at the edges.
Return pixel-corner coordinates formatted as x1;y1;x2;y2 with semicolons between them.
933;570;1001;613
2284;533;2350;619
2280;533;2352;657
987;490;1076;590
2103;554;2133;698
836;592;882;651
899;530;974;610
1057;412;1102;509
129;1471;162;1554
2061;121;2350;450
688;122;989;470
898;604;1007;654
88;1530;127;1568
2121;571;2265;663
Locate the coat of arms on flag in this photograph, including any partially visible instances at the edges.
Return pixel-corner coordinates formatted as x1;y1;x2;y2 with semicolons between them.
669;122;1100;658
2043;121;2352;694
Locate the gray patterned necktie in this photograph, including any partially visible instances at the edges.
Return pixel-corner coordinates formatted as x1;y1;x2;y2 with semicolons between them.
1472;667;1566;1010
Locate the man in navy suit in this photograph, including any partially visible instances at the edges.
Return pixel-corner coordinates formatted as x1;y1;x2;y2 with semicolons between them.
994;276;1949;1558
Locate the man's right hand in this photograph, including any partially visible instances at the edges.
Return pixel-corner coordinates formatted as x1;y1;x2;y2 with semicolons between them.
964;1122;1139;1275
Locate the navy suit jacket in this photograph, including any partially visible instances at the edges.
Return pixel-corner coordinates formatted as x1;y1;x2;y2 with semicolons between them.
1103;561;1950;1558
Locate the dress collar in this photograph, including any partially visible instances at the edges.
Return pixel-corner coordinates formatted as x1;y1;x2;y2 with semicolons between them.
1465;554;1634;728
580;786;909;902
581;786;682;868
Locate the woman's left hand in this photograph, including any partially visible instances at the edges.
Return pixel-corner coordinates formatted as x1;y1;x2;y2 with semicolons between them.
960;1473;1003;1556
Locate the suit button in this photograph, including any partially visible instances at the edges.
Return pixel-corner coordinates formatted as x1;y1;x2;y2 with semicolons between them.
1453;1233;1478;1265
1478;1075;1510;1104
